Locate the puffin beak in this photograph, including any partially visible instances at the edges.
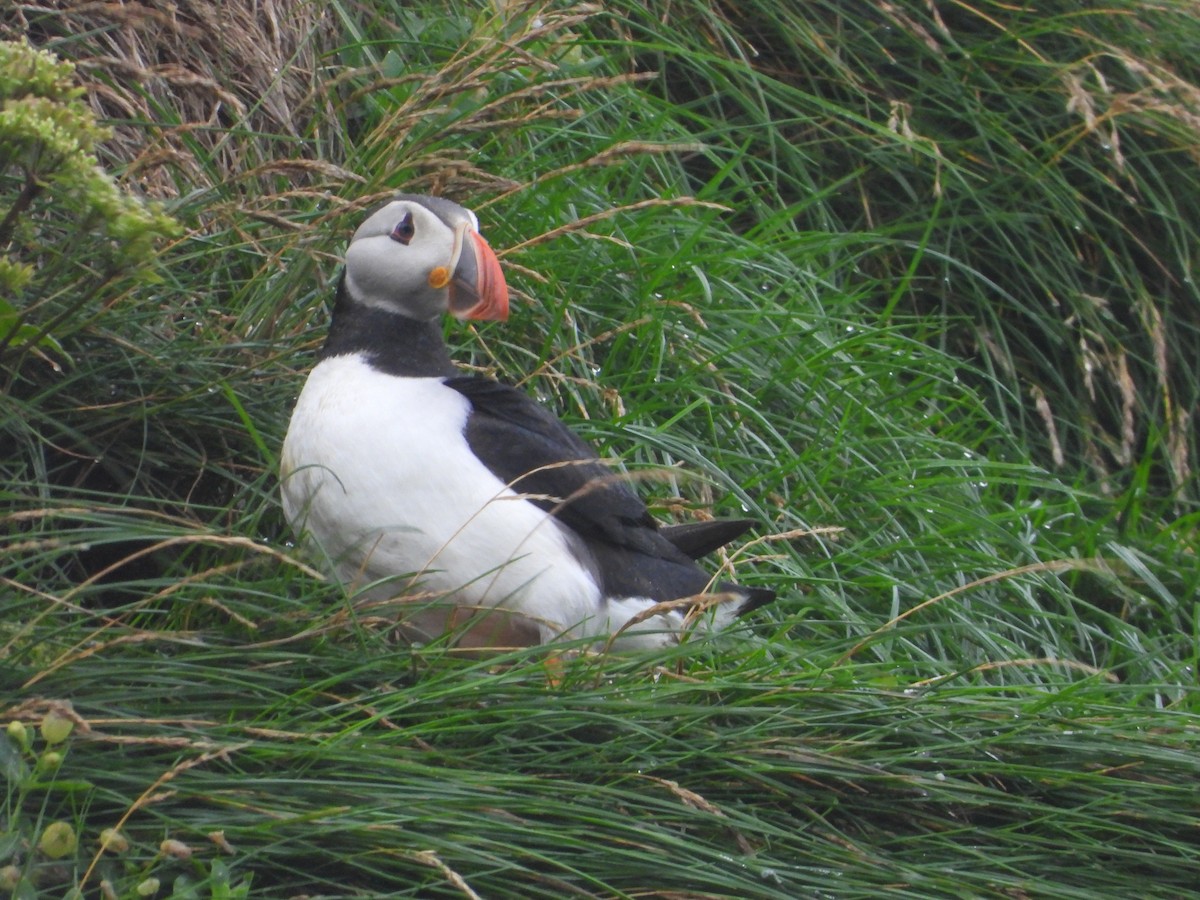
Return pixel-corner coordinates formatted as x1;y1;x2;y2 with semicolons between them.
447;226;509;321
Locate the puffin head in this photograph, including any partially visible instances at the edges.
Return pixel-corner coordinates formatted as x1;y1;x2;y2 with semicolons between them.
342;194;509;322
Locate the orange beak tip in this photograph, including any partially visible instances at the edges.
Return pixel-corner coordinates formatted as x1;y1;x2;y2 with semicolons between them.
458;231;510;322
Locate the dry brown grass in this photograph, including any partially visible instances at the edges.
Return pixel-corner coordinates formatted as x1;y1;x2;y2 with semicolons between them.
2;0;341;196
3;1;660;244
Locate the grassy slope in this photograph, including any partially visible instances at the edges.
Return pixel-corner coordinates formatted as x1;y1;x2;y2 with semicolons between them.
2;1;1198;897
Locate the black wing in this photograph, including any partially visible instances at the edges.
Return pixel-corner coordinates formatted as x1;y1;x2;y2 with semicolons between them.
446;377;665;553
447;376;730;600
659;519;755;560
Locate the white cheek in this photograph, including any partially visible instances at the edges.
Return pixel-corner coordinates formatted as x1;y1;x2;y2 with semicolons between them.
343;236;446;315
346;201;460;296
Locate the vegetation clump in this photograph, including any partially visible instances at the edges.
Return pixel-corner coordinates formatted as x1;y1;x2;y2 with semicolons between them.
0;38;176;372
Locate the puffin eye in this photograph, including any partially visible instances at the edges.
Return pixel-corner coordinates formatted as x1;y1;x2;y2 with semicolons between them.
389;212;415;245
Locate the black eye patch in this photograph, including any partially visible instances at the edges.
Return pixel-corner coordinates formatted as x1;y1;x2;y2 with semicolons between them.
390;211;415;245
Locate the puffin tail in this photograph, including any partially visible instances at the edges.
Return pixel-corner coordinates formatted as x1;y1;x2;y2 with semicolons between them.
691;583;776;634
733;586;777;618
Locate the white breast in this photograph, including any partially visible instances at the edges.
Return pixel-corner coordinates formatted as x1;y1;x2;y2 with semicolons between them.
280;355;604;643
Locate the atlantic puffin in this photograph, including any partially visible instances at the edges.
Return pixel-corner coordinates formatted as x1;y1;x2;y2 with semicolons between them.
280;194;774;649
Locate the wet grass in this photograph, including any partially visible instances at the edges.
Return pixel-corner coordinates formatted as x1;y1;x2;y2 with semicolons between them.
2;1;1198;896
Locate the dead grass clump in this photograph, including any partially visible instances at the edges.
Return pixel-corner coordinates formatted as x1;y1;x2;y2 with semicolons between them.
1;0;340;197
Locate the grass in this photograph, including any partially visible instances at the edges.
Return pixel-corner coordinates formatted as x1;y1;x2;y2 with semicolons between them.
2;0;1199;897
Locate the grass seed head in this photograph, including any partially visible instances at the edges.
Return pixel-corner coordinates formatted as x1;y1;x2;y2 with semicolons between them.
99;828;130;853
40;709;74;745
38;821;78;859
5;720;28;750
